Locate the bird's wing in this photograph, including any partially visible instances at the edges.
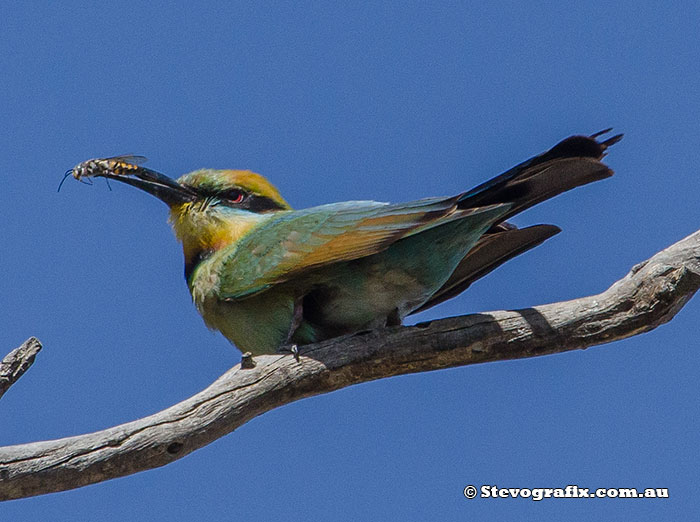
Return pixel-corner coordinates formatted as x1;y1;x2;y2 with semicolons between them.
216;197;510;299
410;223;560;314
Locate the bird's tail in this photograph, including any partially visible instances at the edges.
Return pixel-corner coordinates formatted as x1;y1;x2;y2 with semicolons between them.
457;129;622;221
411;130;622;314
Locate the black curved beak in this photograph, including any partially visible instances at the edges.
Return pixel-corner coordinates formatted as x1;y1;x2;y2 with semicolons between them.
104;167;197;206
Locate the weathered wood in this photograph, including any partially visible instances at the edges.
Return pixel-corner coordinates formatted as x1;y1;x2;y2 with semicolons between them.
0;338;42;401
1;230;698;501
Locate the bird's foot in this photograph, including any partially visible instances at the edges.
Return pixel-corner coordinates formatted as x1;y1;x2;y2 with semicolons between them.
277;343;300;362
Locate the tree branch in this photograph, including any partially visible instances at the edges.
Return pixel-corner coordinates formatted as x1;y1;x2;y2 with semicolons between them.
1;230;698;501
0;338;42;401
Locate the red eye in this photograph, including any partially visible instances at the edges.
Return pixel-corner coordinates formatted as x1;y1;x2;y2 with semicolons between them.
225;190;245;203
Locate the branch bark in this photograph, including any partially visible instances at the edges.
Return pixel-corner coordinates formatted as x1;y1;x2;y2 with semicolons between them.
1;230;698;501
0;338;42;401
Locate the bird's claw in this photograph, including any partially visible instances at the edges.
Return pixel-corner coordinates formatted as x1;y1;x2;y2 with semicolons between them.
278;343;300;361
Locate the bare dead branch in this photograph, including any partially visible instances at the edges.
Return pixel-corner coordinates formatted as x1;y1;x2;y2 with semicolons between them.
0;338;42;401
0;230;698;501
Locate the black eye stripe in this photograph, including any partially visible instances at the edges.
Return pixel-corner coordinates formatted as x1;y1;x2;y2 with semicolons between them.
183;185;285;213
243;194;287;212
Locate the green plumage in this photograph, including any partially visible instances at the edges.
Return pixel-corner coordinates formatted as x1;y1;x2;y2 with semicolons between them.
195;201;511;353
72;131;621;355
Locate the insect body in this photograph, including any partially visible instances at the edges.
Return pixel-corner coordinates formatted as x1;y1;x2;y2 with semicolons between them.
70;155;149;181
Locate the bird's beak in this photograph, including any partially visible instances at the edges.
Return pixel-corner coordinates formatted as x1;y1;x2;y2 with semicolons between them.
104;167;197;207
70;158;197;207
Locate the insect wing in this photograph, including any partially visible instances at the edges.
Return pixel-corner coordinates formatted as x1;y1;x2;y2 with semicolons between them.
101;155;148;166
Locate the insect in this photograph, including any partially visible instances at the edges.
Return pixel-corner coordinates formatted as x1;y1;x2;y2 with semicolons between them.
59;155;149;192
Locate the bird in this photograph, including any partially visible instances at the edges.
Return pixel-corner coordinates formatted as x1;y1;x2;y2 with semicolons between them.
69;130;621;355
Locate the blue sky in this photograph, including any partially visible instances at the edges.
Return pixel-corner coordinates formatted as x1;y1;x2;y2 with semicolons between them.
1;2;698;520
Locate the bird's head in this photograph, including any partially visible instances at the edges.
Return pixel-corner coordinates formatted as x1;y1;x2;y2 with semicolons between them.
69;159;291;275
168;169;291;265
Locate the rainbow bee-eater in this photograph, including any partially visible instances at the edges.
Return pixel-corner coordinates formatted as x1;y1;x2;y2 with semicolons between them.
70;131;621;355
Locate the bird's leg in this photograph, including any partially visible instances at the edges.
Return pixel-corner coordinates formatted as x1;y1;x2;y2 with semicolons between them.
286;298;305;342
386;308;402;327
277;298;304;361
